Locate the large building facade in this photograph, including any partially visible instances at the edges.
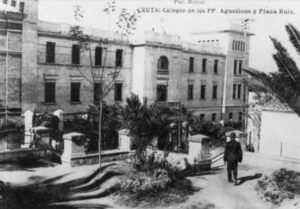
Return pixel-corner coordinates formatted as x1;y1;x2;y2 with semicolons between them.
0;0;253;124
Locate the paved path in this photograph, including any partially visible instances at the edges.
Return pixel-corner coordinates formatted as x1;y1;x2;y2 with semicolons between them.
1;153;300;209
170;151;300;209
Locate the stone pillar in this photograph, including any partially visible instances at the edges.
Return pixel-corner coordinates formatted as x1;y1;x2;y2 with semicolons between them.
53;109;64;132
188;134;211;170
24;110;33;145
225;130;247;151
61;132;87;166
239;133;247;151
118;129;131;152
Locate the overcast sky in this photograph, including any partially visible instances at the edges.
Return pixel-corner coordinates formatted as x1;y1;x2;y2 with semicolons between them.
38;0;300;73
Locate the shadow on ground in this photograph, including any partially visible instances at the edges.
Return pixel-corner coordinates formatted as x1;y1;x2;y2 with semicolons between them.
185;166;224;177
187;202;216;209
0;159;58;172
236;173;262;186
0;163;119;209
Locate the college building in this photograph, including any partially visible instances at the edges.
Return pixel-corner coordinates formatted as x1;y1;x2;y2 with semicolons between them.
0;0;254;123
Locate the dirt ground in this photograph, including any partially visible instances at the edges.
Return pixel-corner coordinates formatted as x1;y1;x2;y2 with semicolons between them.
1;153;300;209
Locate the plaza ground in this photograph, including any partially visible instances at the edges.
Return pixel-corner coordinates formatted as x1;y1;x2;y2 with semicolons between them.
0;151;300;209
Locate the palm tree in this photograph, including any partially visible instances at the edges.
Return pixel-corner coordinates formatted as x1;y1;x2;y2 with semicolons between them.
117;93;180;161
243;24;300;117
117;93;155;160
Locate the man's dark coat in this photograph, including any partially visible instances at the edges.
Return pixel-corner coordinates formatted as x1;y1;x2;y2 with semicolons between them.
224;140;243;163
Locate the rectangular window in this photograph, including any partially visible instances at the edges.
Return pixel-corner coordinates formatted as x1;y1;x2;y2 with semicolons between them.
11;0;16;7
214;60;218;73
202;58;207;73
239;112;243;122
189;57;194;72
200;85;206;99
200;114;205;120
116;49;123;67
19;2;25;12
45;82;56;103
234;59;238;74
94;83;101;102
229;112;233;120
243;86;247;102
95;47;102;66
239;60;243;74
212;113;216;122
188;85;194;100
72;44;80;64
237;84;242;99
232;84;237;99
114;83;123;101
3;0;7;4
71;83;81;102
46;42;55;63
212;85;218;99
157;85;167;102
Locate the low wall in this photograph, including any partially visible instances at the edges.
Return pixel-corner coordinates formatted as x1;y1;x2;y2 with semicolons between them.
62;150;133;167
0;148;53;163
0;148;132;166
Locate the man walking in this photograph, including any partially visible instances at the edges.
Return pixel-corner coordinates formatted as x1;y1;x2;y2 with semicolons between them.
224;132;243;185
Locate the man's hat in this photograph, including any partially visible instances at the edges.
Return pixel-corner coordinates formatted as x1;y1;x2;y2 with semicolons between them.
230;132;236;138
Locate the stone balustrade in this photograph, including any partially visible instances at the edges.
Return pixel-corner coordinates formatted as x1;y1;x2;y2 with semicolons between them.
38;20;131;42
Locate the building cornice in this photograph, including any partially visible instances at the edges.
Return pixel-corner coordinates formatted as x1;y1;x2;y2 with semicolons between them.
0;10;25;21
133;42;226;57
37;30;132;47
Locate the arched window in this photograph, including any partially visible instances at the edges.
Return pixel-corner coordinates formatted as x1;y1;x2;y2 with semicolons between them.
157;56;168;70
232;40;235;50
237;41;240;51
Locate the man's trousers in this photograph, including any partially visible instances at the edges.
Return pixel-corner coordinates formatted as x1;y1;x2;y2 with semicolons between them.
227;162;238;181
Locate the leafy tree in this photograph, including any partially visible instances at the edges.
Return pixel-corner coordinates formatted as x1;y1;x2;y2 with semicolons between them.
87;103;120;150
0;119;23;138
31;110;60;144
0;119;23;149
69;2;139;167
243;24;300;117
188;116;233;146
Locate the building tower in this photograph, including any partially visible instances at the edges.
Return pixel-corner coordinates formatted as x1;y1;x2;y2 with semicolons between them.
191;21;254;123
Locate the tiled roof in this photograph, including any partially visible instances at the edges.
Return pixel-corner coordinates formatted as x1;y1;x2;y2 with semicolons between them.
262;99;294;113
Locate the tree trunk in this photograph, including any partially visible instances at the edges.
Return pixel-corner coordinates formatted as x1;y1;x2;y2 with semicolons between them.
99;100;103;168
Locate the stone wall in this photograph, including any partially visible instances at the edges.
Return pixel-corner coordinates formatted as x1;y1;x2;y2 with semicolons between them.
21;0;38;112
35;34;133;113
0;30;22;108
132;42;226;122
0;148;52;163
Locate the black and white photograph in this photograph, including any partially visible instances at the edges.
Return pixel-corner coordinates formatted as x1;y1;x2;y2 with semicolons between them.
0;0;300;208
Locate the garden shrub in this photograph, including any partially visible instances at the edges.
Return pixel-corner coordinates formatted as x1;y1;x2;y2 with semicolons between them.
118;151;196;207
272;168;300;195
256;168;298;205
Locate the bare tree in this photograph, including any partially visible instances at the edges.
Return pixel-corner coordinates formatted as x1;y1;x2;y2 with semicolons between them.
70;2;139;167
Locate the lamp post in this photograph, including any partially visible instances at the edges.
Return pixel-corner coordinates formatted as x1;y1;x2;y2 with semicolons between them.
4;10;8;120
241;19;250;132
